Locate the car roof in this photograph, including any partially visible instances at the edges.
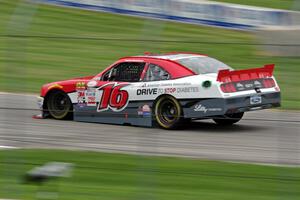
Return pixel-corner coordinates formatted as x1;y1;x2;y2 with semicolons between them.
126;53;208;61
115;53;208;79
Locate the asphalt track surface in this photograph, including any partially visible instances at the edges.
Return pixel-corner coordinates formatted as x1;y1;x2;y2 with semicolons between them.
0;93;299;165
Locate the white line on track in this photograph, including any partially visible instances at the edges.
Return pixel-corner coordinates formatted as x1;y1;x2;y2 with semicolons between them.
0;145;19;149
0;92;37;97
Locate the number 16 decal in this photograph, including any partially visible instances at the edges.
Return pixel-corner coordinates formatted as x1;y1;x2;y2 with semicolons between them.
97;83;129;112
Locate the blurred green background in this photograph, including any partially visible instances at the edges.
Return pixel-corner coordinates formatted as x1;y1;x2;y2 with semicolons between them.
0;0;299;109
1;149;300;200
0;1;300;199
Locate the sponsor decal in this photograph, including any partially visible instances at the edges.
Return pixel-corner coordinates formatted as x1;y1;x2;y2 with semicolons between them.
254;80;262;87
202;80;211;88
86;88;96;106
137;86;199;96
245;83;254;88
76;82;86;89
235;79;264;91
164;88;176;94
137;88;158;95
194;104;207;113
145;83;160;87
87;80;97;88
141;82;191;88
160;83;173;87
76;82;86;107
194;104;222;113
176;87;199;93
77;89;86;107
48;84;63;90
172;82;192;86
97;83;129;112
250;95;262;105
138;104;151;117
236;83;245;91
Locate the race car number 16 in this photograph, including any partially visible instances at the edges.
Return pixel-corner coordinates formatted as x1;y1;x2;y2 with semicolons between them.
97;83;129;112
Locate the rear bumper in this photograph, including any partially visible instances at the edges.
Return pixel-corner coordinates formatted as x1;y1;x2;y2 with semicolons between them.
182;92;281;118
224;92;280;114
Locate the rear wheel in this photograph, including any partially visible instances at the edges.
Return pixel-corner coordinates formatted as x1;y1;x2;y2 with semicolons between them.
213;112;244;126
47;90;73;120
154;95;183;129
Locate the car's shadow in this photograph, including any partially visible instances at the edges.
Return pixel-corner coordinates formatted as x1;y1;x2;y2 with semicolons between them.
37;117;268;134
99;119;269;133
173;120;268;133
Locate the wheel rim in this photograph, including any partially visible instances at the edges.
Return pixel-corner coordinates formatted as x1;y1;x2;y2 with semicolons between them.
49;92;71;118
156;98;180;126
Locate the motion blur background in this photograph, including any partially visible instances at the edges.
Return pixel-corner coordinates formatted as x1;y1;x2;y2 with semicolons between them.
0;0;300;199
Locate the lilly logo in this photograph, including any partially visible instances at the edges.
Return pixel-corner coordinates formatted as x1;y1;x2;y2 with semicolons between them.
194;104;207;113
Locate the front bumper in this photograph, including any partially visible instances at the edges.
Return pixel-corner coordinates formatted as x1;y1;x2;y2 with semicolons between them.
183;92;281;118
36;96;50;118
37;96;44;109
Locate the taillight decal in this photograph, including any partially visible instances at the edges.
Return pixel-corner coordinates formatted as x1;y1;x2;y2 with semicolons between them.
263;78;275;88
221;78;276;93
229;83;236;92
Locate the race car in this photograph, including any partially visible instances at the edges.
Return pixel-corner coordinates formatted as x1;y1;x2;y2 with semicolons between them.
37;52;281;129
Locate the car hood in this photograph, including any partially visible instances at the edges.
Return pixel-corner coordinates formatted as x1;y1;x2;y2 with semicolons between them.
40;75;94;97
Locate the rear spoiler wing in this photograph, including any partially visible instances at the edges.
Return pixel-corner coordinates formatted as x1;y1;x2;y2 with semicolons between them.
217;64;275;83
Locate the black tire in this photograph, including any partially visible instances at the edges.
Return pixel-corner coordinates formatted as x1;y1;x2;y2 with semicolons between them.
46;90;73;120
213;112;244;126
154;95;183;129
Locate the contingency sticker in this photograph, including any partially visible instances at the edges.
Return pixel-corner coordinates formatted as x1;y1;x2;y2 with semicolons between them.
86;88;96;106
76;82;86;107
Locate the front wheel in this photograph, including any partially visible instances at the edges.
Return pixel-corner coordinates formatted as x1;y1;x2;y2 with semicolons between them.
213;112;244;126
46;90;73;120
154;95;183;129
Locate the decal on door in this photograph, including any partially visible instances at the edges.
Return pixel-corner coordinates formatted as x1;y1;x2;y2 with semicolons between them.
97;83;129;112
76;82;86;107
86;88;96;106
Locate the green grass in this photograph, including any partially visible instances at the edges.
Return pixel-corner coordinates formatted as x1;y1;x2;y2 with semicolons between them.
1;149;300;200
212;0;295;10
0;0;299;109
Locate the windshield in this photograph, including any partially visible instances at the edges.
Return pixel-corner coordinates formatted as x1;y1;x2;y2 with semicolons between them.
176;56;232;74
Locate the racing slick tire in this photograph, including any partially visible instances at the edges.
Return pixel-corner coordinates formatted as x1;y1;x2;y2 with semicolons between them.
46;90;73;120
154;95;183;129
213;112;244;126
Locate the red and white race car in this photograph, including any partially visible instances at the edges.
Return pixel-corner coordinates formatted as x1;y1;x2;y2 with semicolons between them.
37;53;280;129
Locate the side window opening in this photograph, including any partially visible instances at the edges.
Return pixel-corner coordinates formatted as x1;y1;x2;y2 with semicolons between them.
102;62;145;82
102;70;111;81
144;64;170;81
